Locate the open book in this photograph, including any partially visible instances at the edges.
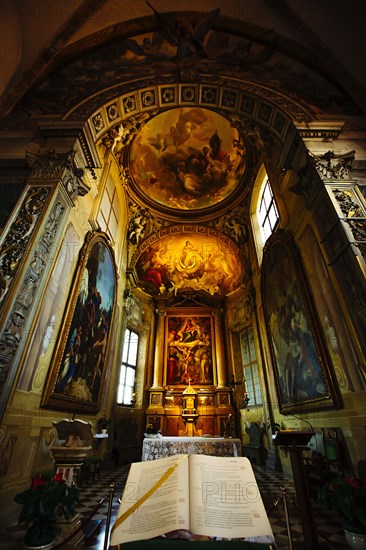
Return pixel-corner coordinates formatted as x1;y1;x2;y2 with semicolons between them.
110;454;273;545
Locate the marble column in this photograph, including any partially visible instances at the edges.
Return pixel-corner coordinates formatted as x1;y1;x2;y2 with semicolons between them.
152;307;166;389
213;308;226;388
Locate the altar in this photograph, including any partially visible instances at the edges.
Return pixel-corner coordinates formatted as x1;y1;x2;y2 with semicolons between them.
142;436;242;461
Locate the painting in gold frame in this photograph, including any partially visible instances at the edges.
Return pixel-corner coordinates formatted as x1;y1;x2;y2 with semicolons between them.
41;231;117;414
165;315;214;385
261;231;342;414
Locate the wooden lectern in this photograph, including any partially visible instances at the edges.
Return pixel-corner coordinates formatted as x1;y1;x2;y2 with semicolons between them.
274;431;328;549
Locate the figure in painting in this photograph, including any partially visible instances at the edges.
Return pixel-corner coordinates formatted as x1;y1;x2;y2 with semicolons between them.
54;242;115;403
166;316;213;385
136;235;242;296
129;107;245;211
269;286;327;404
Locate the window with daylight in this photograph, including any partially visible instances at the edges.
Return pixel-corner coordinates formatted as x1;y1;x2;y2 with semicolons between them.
240;327;262;406
96;174;120;243
117;328;138;405
250;166;280;264
258;176;279;243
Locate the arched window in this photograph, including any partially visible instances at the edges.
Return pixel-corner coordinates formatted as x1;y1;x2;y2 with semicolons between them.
250;166;280;264
258;176;279;243
117;328;138;405
240;327;262;406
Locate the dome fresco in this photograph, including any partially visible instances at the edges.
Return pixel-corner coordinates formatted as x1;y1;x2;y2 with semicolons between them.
129;107;246;211
135;233;243;296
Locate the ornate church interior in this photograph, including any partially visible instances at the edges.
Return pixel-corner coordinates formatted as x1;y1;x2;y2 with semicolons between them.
0;1;365;548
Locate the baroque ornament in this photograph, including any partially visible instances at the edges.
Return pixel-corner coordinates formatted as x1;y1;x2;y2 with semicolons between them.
0;193;67;420
26;149;90;200
0;187;50;310
310;150;355;180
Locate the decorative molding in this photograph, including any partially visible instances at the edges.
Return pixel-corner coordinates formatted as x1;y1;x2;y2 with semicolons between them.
214;206;248;245
310;150;355;180
83;82;304;150
127;200;165;262
25;149;90;200
69;78;311;128
329;186;366;268
298;129;341;141
36;122;102;176
0;187;69;421
0;186;51;311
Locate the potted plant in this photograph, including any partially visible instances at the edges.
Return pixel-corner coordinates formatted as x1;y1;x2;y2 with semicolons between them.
318;473;366;546
96;415;111;433
14;471;79;548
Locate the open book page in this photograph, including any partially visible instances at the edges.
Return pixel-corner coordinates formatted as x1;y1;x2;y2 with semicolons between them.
110;454;190;545
189;454;273;540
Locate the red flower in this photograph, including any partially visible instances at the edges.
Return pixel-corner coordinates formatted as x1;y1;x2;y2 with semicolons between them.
345;477;363;489
31;476;47;490
51;472;64;483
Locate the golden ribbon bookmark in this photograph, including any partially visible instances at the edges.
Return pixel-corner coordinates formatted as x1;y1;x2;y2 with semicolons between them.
111;454;188;535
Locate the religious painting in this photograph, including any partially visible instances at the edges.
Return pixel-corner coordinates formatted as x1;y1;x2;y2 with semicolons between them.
41;232;117;414
166;315;214;385
136;233;243;295
129;107;246;211
261;231;341;414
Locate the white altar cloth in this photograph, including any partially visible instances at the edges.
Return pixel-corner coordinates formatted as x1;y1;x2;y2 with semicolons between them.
142;436;242;461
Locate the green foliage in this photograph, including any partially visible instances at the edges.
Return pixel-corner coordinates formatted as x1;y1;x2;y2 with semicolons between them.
317;474;366;534
14;472;80;527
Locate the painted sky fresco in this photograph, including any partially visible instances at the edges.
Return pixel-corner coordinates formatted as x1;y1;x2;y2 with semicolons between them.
129;107;246;210
136;233;243;295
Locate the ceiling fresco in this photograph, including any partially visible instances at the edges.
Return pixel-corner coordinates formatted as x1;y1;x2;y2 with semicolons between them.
135;233;244;296
128;107;246;211
8;18;360;122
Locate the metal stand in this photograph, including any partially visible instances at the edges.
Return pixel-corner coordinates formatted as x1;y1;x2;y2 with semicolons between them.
268;485;294;550
104;482;115;550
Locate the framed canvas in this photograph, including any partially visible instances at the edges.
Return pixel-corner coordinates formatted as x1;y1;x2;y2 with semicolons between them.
261;231;341;414
165;315;214;385
41;231;117;414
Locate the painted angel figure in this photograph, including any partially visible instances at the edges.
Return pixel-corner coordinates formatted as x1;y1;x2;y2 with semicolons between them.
146;2;220;59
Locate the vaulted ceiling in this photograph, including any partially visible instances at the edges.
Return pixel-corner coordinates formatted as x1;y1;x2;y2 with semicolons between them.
1;0;365;298
1;0;365;119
